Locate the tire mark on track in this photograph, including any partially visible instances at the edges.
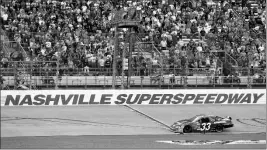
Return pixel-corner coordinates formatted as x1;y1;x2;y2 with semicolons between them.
252;118;266;125
123;105;172;130
1;117;164;129
236;118;266;127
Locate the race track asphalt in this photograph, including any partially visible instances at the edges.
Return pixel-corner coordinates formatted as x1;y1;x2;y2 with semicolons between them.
1;105;266;149
1;133;266;149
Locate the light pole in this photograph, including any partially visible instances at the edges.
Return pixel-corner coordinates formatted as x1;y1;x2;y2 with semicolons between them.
127;28;134;89
112;27;118;89
121;42;126;89
265;0;267;90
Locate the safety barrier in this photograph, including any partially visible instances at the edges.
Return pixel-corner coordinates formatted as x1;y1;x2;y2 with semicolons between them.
1;61;265;89
2;74;266;90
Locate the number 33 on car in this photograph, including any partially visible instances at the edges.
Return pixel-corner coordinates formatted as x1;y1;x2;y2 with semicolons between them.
200;123;211;131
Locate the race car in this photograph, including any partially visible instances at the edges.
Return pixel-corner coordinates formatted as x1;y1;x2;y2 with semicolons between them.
170;114;234;133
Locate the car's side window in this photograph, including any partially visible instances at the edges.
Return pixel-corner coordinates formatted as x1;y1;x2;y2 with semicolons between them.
201;117;210;123
209;117;216;122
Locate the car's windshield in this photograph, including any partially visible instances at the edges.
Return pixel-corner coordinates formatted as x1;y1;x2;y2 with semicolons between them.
188;116;199;122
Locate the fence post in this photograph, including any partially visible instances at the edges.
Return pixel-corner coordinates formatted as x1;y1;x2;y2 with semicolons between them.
141;76;143;88
112;27;118;89
30;61;32;90
231;75;233;88
184;59;188;88
66;69;68;89
159;54;163;89
85;75;87;89
46;72;48;89
14;62;18;90
128;29;135;89
121;43;126;89
104;75;106;88
196;76;198;87
55;60;59;90
247;67;251;89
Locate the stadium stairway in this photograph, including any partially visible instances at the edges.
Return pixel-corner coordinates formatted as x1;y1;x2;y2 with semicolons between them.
216;52;239;76
135;35;162;59
1;29;29;61
0;29;12;58
134;36;164;73
134;43;152;58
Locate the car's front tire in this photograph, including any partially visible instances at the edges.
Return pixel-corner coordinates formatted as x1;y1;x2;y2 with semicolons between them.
183;125;192;133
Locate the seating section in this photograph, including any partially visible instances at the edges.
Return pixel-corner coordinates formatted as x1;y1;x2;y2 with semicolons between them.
0;0;266;78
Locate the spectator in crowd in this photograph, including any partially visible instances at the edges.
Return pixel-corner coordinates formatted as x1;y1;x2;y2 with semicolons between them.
0;0;265;78
0;75;6;90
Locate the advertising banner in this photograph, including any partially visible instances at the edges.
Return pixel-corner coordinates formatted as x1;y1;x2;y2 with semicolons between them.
1;89;266;106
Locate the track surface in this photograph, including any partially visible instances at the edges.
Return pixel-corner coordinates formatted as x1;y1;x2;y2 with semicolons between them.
1;133;266;149
130;105;266;133
1;105;266;149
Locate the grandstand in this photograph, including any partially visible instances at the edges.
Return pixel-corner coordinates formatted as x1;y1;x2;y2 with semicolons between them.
0;0;266;89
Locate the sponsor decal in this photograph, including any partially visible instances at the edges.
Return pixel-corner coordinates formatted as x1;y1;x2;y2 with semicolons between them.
156;140;266;145
1;89;265;106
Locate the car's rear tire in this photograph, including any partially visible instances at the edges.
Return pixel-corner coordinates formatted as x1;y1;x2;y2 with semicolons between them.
216;125;224;132
183;125;192;133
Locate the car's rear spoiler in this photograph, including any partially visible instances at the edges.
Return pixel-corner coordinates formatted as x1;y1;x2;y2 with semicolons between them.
225;116;232;120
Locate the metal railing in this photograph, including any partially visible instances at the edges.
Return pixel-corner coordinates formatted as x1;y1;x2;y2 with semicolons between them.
0;28;10;42
211;53;223;69
225;52;239;67
2;41;14;58
3;41;28;60
1;29;11;58
1;64;265;89
235;67;266;76
251;28;266;44
4;31;115;41
2;74;265;89
1;66;224;76
232;8;266;44
1;41;10;58
135;35;163;73
1;61;59;90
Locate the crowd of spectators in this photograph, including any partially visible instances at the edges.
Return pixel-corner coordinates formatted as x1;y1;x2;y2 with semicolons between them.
0;0;266;77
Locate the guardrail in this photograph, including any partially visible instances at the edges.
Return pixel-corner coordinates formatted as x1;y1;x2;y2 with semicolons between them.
2;62;264;76
1;65;265;89
2;74;265;90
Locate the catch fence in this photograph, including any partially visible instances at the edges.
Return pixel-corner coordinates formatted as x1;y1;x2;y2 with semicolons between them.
1;61;265;90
